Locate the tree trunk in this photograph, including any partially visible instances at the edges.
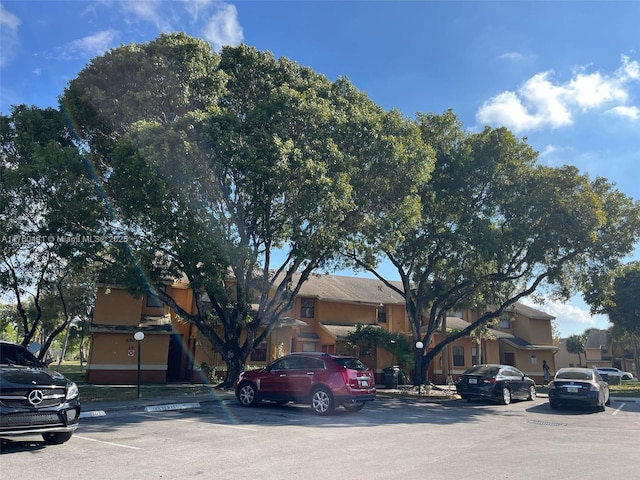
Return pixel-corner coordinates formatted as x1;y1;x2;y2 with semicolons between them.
631;333;640;379
222;352;248;390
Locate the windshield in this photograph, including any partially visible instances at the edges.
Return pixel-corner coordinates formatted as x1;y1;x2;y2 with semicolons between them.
0;343;46;368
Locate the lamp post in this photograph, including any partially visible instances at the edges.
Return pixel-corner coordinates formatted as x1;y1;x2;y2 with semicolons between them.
415;341;424;395
134;331;145;399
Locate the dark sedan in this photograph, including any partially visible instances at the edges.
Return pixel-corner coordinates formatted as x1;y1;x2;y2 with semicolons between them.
548;367;610;411
1;341;81;444
455;364;537;405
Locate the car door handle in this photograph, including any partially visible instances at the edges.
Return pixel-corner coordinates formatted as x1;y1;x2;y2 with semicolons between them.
306;372;314;375
279;374;286;377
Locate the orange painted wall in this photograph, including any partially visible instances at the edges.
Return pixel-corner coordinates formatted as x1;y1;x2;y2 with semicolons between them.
93;288;142;325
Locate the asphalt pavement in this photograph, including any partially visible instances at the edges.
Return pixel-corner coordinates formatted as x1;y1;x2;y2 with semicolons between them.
79;384;640;418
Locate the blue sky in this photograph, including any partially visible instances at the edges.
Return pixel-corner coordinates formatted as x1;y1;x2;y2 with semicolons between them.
1;1;639;337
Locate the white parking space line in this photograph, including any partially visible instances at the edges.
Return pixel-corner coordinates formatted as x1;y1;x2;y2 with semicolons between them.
175;418;259;431
612;403;626;415
130;411;260;431
74;435;141;450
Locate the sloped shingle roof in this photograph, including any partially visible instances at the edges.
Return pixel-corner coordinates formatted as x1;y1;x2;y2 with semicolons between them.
294;273;405;305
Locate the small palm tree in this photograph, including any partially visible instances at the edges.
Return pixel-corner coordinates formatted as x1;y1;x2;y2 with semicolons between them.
566;333;587;367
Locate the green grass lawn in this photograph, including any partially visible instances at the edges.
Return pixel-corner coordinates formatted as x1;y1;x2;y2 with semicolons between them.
53;361;217;403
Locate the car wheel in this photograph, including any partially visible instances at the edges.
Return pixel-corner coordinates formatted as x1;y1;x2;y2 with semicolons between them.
549;400;559;409
527;385;537;401
237;382;259;407
311;387;334;415
42;432;73;444
343;402;365;413
500;387;512;405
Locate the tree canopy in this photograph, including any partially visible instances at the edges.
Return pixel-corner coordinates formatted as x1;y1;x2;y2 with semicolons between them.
343;109;640;382
62;34;431;386
586;262;640;376
1;105;104;357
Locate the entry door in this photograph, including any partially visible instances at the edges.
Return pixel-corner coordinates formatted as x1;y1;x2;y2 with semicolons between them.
504;352;515;367
166;334;184;381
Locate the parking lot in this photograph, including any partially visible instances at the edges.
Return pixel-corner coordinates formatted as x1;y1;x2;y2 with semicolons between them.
2;395;639;480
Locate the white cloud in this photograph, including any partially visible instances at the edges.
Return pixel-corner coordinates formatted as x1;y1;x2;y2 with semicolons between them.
476;55;640;132
121;0;173;31
499;52;526;61
55;30;120;60
520;297;609;338
0;4;20;66
608;105;640;120
201;3;243;50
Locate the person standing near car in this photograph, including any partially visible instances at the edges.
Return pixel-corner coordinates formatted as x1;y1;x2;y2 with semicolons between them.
543;359;550;385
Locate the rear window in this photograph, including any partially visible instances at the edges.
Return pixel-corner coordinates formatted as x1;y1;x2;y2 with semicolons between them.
333;358;368;371
464;365;499;376
556;370;593;381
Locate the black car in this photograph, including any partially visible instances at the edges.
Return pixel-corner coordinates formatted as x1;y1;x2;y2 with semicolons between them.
455;364;537;405
548;367;610;411
1;340;81;444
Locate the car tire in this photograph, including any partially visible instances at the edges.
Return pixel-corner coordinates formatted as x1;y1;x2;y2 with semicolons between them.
42;432;73;444
237;382;259;407
310;387;334;415
527;385;536;401
500;387;512;405
605;395;611;406
343;402;365;413
549;400;559;409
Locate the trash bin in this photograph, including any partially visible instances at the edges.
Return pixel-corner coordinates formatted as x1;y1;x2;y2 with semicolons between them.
383;366;400;389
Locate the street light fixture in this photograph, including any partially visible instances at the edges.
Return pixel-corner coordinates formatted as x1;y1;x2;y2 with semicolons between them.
134;331;145;399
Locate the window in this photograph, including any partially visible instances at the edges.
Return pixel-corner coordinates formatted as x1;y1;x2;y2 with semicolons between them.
301;298;315;318
146;293;162;308
499;315;510;329
452;346;465;367
530;355;538;365
322;344;335;354
377;305;387;323
250;341;267;361
471;347;478;365
301;342;317;352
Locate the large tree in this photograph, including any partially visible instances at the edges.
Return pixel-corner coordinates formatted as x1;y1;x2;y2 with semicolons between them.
587;262;640;375
345;109;640;383
0;105;105;357
62;34;431;387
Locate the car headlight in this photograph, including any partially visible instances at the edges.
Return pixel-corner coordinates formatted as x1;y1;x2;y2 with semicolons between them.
66;381;79;401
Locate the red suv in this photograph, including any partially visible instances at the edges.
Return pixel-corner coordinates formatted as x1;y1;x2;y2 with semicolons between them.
235;352;376;415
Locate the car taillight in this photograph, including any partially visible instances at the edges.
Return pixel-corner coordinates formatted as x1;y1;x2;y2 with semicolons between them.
483;378;497;384
589;384;600;392
548;381;556;389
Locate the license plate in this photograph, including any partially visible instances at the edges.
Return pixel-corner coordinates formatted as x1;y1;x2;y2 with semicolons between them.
567;386;579;393
359;379;369;387
468;378;477;384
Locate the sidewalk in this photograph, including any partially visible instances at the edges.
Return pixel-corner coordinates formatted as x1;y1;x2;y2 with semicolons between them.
80;388;235;416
